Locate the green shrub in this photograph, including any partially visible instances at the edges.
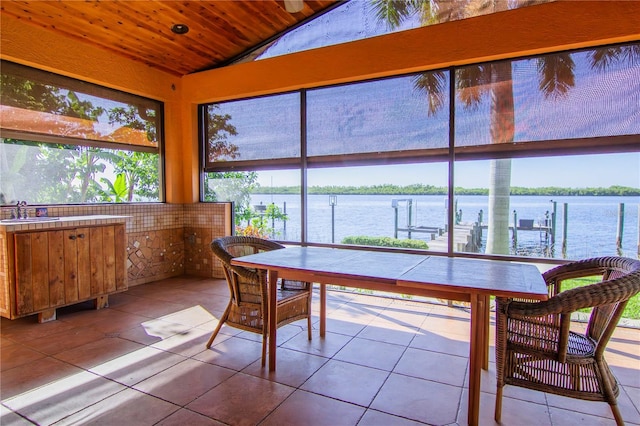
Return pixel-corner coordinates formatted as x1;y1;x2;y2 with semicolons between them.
341;236;428;250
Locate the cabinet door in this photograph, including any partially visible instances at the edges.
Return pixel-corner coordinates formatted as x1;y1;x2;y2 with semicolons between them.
114;224;126;291
76;228;91;300
86;224;126;294
63;229;79;303
88;226;105;296
14;232;53;314
14;231;66;315
14;233;36;315
47;230;65;307
101;225;116;293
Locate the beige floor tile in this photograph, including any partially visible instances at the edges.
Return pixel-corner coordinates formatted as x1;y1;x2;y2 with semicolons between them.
0;356;85;400
394;347;468;387
87;311;153;335
54;336;145;369
0;317;77;343
548;406;617;426
359;409;426;425
3;371;126;425
0;405;34;426
545;392;618;421
324;316;369;336
55;304;130;327
458;390;551;426
186;372;294;425
421;315;472;337
55;388;179;425
89;346;186;386
624;385;640;413
134;358;235;405
157;304;217;327
371;373;462;425
301;359;390;406
261;389;365;426
110;296;189;318
194;335;263;370
282;329;353;358
21;325;105;355
478;362;548;404
243;347;328;387
334;337;406;371
155;408;226;425
357;321;418;346
612;364;640;388
117;318;191;345
0;342;47;372
150;325;211;357
410;329;470;357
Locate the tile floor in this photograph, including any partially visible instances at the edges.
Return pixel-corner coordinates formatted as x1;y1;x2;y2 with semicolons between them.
1;276;639;426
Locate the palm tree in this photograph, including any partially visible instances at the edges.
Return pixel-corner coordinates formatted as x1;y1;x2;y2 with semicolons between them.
372;0;637;256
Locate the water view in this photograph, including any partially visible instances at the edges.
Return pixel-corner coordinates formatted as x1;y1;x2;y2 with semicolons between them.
250;194;640;260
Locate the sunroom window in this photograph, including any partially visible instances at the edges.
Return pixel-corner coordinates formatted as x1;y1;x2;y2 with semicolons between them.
0;61;163;204
201;42;639;262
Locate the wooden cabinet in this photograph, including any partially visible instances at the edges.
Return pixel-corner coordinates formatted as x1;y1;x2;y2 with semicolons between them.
1;223;127;322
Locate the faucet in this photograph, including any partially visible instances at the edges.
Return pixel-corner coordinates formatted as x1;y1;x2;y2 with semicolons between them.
11;201;28;219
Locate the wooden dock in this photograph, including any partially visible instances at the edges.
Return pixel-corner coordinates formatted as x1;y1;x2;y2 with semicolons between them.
424;223;481;252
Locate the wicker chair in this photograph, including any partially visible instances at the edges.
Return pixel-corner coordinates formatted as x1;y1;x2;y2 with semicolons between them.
207;236;313;366
495;256;640;425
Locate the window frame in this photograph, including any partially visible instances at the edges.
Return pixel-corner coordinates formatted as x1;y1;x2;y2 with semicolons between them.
200;42;640;262
1;60;166;205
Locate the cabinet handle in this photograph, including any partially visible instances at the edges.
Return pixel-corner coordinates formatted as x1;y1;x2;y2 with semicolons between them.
69;235;77;240
77;233;85;239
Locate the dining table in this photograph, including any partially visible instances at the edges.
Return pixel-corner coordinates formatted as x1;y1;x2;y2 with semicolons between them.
231;246;548;426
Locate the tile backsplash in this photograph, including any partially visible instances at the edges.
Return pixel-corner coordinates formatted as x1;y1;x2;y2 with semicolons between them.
1;203;231;286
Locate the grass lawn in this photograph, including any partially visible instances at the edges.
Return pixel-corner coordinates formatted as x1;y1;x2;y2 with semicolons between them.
563;276;640;320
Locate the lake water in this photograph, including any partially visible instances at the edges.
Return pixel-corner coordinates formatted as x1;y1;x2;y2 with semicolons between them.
250;194;640;260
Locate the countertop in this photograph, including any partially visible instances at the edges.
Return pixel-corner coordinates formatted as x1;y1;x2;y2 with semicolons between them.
0;215;130;232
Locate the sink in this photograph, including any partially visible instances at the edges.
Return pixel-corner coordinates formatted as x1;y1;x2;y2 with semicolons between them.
1;217;61;224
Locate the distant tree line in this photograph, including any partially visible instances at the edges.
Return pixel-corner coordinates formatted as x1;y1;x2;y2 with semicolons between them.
253;184;640;196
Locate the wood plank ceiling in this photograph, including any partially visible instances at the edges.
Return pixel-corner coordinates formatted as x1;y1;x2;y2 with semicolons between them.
1;0;342;76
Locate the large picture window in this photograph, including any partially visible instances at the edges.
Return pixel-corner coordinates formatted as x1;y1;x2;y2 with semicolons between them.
202;42;640;263
0;61;163;204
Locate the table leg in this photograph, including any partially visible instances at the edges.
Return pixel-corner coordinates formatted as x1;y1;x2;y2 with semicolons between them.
467;293;484;426
268;269;278;371
320;283;326;338
482;294;490;370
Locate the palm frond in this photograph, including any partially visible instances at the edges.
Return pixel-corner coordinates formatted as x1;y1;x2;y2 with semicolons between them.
370;0;415;29
589;44;640;71
536;53;575;99
412;71;447;116
455;65;492;108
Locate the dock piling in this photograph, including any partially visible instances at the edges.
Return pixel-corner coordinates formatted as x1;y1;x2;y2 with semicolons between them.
616;203;624;256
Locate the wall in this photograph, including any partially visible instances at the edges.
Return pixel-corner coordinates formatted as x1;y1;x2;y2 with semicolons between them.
0;204;231;285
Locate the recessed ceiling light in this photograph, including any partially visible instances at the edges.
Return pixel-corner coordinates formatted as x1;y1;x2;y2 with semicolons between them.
284;0;304;13
171;24;189;35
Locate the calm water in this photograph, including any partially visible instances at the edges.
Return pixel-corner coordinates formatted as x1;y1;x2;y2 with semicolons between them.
250;194;640;260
